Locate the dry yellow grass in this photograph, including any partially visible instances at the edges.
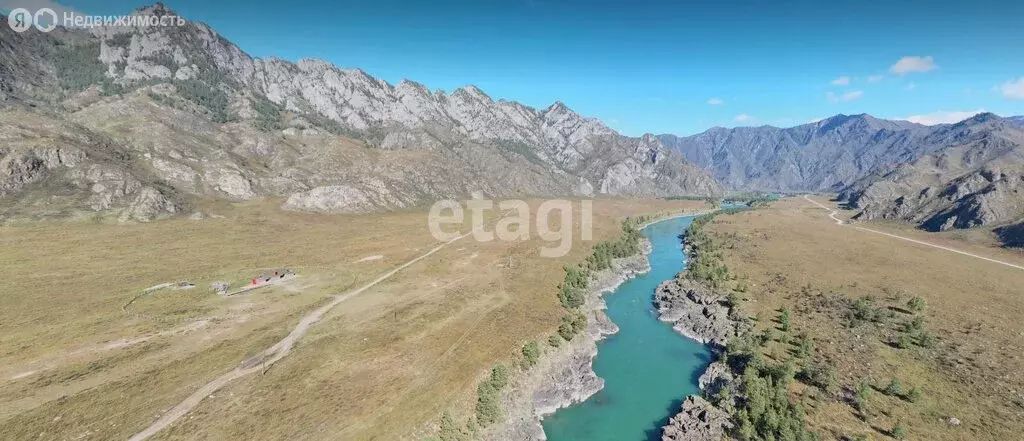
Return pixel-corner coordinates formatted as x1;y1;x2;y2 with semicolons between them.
0;196;707;440
706;197;1024;441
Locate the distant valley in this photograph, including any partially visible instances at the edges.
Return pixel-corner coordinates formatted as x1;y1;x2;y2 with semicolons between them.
660;113;1024;245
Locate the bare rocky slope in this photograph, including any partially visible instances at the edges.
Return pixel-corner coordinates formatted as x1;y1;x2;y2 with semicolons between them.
0;4;722;222
838;114;1024;234
660;113;1024;245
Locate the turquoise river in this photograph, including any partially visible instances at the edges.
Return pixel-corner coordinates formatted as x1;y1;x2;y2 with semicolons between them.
542;215;715;441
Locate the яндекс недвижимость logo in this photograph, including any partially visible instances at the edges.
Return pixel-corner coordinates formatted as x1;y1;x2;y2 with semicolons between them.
6;6;185;33
7;7;56;32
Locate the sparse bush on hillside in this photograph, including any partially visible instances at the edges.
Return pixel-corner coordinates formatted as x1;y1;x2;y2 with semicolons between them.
903;316;924;333
474;380;501;426
557;266;588;309
854;379;871;412
489;364;509;390
796;332;813;358
891;421;906;440
436;411;469;441
521;341;540;368
907;296;927;313
779;308;792;332
916;330;936;348
49;40;107;92
906;386;921;403
548;334;562;348
252;94;283;131
798;358;837;393
885;378;902;396
174;79;231;123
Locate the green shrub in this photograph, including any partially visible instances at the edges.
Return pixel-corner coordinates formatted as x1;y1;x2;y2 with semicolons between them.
885;378;902;396
474;381;501;426
796;332;813;358
437;411;468;441
907;296;927;313
779;308;791;332
891;421;906;440
521;341;540;368
855;380;871;412
906;386;921;403
474;363;514;427
489;364;510;390
903;316;924;332
916;330;936;348
548;335;562;348
558;310;588;341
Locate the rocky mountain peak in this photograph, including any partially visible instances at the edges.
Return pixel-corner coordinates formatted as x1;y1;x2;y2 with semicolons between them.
133;2;177;17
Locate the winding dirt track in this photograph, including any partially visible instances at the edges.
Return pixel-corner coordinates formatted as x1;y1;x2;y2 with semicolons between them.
128;230;475;441
803;195;1024;272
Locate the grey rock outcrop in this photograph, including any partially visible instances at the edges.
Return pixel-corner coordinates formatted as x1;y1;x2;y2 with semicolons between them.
698;361;735;399
654;277;742;348
661;396;733;441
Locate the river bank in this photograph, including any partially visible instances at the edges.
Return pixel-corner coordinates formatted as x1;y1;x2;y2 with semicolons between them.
483;238;653;441
653;216;748;441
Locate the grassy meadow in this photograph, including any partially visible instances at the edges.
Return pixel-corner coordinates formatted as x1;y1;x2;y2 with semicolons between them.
706;197;1024;440
0;197;706;440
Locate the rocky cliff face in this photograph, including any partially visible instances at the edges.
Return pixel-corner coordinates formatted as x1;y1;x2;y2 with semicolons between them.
839;114;1024;233
660;112;1024;237
661;396;733;441
0;4;721;221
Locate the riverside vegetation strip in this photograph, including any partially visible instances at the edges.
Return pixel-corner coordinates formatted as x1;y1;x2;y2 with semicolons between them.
423;205;728;441
424;214;657;441
654;207;823;441
699;198;1024;440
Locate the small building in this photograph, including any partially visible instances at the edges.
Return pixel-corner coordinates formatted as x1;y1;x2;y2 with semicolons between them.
251;269;295;285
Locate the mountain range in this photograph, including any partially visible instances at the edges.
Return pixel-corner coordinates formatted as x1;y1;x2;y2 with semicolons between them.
0;3;1021;247
660;113;1024;244
0;3;721;222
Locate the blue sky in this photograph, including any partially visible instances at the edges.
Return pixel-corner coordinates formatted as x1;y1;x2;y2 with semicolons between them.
16;0;1024;135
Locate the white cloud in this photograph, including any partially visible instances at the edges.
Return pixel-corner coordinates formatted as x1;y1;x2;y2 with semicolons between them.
826;90;864;103
830;76;851;86
807;117;825;124
734;114;753;123
889;56;937;75
867;75;884;83
707;98;724;105
997;78;1024;100
901;110;986;125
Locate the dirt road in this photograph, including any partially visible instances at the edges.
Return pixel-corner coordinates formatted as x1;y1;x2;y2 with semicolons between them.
127;230;475;441
803;195;1024;272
